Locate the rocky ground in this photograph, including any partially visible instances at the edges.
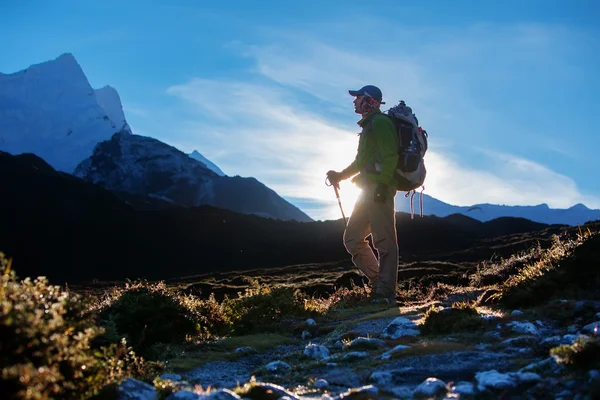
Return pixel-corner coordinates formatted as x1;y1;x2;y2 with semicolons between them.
101;223;600;399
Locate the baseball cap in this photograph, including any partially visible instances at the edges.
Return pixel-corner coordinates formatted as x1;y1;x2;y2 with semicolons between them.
348;85;385;104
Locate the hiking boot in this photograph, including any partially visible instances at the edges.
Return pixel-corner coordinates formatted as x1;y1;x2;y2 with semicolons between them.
370;293;396;305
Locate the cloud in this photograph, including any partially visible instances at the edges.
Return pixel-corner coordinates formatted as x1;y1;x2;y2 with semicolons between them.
424;150;600;209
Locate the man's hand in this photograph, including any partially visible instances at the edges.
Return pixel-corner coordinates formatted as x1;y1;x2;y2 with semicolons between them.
326;170;342;189
374;184;389;203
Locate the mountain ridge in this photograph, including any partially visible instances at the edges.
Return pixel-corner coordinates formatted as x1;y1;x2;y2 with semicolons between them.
396;193;600;226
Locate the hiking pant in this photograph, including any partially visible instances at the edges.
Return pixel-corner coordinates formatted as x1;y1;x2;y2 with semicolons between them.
343;182;399;299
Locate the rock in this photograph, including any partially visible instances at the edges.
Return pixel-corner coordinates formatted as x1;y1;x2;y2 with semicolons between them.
314;379;329;389
483;331;501;340
160;374;183;381
265;361;291;373
243;382;299;400
475;370;517;391
511;310;524;316
500;336;537;347
342;351;369;361
369;371;392;386
507;321;540;335
381;317;420;339
301;330;312;340
520;357;557;373
555;390;573;398
348;337;387;349
563;334;581;343
389;386;413;398
306;318;317;326
320;368;362;388
582;321;600;334
413;377;447;397
567;324;579;333
378;344;411;360
564;380;579;389
234;346;255;354
118;378;158;400
589;369;600;382
167;390;242;400
166;391;200;400
332;340;345;350
450;381;476;396
304;344;330;360
509;371;541;384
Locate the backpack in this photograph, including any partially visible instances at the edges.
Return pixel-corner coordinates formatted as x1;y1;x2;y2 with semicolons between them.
373;100;429;217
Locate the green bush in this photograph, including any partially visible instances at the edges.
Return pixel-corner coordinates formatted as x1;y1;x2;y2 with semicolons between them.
97;282;205;358
550;336;600;370
0;253;156;399
420;301;484;335
225;285;312;335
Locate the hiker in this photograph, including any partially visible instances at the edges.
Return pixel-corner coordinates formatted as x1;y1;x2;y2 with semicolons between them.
327;85;399;304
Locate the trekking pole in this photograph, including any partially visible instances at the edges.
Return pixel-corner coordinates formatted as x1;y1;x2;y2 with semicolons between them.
325;177;347;225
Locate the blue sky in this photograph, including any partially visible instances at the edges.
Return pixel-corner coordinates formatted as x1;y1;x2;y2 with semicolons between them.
2;0;599;220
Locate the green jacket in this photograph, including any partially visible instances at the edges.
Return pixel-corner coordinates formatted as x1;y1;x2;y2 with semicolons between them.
340;109;398;186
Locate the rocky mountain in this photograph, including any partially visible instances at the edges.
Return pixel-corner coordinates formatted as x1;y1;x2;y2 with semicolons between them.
0;53;128;173
1;53;310;222
397;193;600;226
189;150;226;176
73;131;312;221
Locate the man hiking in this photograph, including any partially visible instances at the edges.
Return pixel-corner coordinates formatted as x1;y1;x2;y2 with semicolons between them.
327;85;399;304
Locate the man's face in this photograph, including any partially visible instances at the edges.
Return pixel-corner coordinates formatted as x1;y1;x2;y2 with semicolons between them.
353;95;365;114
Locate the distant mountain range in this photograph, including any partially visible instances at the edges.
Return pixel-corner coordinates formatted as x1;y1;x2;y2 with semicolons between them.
395;193;600;226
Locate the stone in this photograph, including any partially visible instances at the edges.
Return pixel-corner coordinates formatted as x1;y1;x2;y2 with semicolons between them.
475;370;517;391
450;381;476;396
369;371;392;386
381;317;420;339
342;351;369;361
413;377;447;397
314;379;329;389
582;321;600;334
378;344;411;360
304;344;330;360
265;361;291;373
507;321;540;335
348;337;387;349
118;378;158;400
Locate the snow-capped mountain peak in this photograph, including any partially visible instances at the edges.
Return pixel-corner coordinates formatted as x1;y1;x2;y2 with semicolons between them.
94;85;130;134
189;150;226;176
0;53;127;173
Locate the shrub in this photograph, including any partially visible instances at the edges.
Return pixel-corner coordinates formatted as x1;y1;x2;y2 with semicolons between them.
225;285;312;334
550;336;600;370
0;253;156;399
96;281;215;358
420;301;484;335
